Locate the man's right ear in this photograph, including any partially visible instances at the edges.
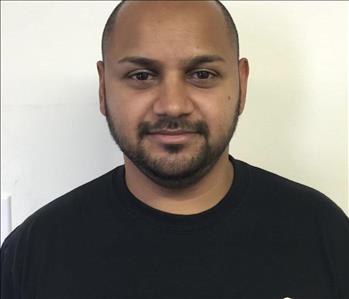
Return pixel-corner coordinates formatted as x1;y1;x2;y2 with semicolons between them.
97;61;106;116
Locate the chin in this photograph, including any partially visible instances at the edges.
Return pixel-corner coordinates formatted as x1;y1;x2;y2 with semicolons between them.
130;145;218;189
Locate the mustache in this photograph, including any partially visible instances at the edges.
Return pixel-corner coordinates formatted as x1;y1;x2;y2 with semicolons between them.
138;117;209;138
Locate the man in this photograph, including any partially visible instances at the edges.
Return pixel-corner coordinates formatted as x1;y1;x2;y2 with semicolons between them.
1;1;348;298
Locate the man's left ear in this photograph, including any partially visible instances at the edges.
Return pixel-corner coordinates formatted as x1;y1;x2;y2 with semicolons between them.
238;58;249;115
97;61;106;116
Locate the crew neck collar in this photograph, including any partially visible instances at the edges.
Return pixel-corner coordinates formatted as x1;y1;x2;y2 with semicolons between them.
111;156;250;232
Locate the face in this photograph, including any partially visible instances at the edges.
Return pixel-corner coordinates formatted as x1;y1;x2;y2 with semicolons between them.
97;1;249;188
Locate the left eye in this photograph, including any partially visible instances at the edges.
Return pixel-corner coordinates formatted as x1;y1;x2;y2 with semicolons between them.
190;70;215;80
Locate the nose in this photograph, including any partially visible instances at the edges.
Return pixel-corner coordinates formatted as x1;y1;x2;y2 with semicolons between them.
152;74;194;118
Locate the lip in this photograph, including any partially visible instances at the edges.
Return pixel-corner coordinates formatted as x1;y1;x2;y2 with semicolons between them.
147;131;197;143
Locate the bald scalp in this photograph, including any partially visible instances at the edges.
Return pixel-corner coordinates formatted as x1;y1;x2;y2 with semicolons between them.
101;0;239;61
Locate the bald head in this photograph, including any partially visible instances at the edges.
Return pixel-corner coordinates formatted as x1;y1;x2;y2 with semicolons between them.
101;0;239;61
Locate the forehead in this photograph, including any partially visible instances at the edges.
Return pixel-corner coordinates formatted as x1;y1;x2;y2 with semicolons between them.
106;0;235;63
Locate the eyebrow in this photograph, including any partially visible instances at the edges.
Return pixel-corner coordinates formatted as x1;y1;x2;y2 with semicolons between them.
183;55;225;69
117;55;225;69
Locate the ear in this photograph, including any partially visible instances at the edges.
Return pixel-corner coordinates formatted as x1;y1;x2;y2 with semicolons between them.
97;61;106;116
237;58;249;115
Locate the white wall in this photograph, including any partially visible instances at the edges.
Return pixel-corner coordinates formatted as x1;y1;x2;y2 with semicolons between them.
228;1;348;215
1;1;348;234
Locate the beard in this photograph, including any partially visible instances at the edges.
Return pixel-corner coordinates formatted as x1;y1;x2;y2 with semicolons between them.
105;97;240;189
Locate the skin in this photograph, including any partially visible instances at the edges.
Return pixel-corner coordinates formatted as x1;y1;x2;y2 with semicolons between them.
97;0;249;215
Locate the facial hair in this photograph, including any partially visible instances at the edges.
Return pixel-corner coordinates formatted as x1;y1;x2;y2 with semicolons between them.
104;95;240;189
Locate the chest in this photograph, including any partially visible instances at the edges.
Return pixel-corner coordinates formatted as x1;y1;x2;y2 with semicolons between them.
23;223;335;299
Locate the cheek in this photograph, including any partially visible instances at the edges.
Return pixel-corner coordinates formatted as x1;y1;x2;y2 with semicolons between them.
194;91;237;134
105;85;154;133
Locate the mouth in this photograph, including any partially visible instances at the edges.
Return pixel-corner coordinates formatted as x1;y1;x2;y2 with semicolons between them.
146;130;198;144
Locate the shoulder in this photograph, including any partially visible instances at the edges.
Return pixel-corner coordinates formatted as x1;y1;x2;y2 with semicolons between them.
238;160;349;296
1;167;119;251
237;159;348;224
0;167;121;295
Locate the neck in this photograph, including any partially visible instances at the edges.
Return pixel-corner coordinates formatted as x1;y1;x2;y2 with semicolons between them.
123;150;234;215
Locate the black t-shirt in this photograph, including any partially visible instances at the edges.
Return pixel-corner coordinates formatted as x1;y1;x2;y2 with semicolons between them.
1;157;349;299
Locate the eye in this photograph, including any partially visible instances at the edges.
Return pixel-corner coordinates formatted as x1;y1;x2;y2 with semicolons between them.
128;71;156;81
190;70;217;80
187;69;219;88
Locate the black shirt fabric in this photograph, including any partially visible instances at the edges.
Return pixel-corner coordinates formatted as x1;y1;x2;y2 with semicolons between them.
1;157;349;299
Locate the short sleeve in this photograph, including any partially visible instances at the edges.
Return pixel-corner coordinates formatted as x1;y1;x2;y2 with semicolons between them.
317;199;349;299
1;229;21;299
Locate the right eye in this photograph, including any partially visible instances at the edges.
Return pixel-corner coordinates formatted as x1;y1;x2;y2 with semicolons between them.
128;71;156;81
